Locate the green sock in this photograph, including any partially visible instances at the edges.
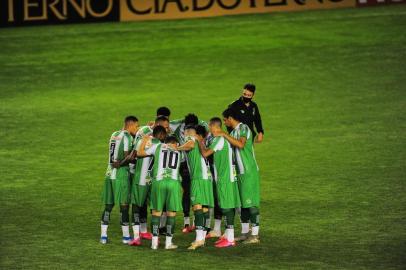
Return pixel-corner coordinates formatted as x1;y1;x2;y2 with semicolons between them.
222;208;235;229
249;207;260;226
203;210;210;230
194;209;204;230
132;204;140;226
166;216;176;237
151;215;160;236
241;208;250;223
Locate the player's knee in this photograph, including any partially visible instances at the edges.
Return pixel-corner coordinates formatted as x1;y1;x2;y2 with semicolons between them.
105;204;114;212
249;207;259;215
167;211;176;217
152;210;162;216
193;205;202;211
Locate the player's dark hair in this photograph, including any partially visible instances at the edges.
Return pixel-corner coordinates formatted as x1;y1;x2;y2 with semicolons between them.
244;83;256;93
165;135;178;144
196;125;207;137
184;113;198;126
184;124;196;131
153;125;167;138
209;117;222;127
155;115;169;123
222;108;242;122
156;107;171;117
124;115;138;124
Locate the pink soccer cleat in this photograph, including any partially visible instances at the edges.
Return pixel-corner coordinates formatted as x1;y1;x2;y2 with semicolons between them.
215;240;236;248
182;225;195;233
140;232;153;240
215;236;226;245
128;237;141;246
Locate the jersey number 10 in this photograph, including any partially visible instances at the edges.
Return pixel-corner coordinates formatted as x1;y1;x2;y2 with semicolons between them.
162;150;179;169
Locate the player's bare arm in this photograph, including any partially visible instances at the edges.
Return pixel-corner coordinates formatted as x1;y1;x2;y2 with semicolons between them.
216;130;246;149
137;136;151;157
197;139;214;158
176;140;195;151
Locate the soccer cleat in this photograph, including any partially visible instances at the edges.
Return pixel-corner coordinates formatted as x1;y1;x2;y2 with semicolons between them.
215;240;236;248
206;230;221;239
100;236;108;244
215;234;227;245
235;233;249;242
140;232;153;240
242;235;260;244
165;244;178;250
122;236;132;244
182;225;195;233
187;240;205;250
128;237;141;246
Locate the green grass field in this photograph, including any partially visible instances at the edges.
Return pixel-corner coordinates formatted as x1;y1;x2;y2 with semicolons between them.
1;5;405;270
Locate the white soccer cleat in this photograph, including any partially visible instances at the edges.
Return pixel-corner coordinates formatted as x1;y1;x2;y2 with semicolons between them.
165;244;178;250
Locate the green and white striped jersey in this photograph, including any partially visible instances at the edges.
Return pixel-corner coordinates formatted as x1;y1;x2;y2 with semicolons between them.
134;126;153;147
170;119;209;145
185;136;212;181
208;136;237;183
106;130;133;179
133;138;160;186
145;143;182;181
130;126;153;174
230;123;259;175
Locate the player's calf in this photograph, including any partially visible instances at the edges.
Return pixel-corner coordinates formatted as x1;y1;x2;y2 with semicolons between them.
100;204;113;244
120;204;132;244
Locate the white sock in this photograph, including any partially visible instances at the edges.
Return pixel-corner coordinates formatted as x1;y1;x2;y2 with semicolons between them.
140;223;147;233
184;217;190;226
203;230;207;240
165;236;173;247
227;228;234;242
132;225;140;238
101;224;108;237
160;213;167;228
196;229;204;241
241;223;250;234
252;225;259;236
152;236;158;248
122;225;130;238
214;219;222;234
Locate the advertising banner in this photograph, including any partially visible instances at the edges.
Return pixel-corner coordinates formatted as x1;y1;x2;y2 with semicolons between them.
0;0;119;27
120;0;356;22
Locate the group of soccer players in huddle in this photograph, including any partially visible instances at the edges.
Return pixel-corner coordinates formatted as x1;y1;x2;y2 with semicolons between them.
100;85;262;250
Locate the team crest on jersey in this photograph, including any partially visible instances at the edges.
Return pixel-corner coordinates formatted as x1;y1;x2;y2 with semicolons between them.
246;199;252;204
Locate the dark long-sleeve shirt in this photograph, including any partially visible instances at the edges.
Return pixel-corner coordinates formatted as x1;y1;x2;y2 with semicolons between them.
228;97;264;139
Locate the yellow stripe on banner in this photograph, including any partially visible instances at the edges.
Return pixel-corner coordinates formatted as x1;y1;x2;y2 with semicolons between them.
120;0;356;22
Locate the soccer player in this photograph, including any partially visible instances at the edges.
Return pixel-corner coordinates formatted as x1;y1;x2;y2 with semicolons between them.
100;116;139;244
175;125;214;250
215;108;261;244
138;128;183;250
128;121;167;246
128;115;170;244
170;114;209;232
196;117;241;248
